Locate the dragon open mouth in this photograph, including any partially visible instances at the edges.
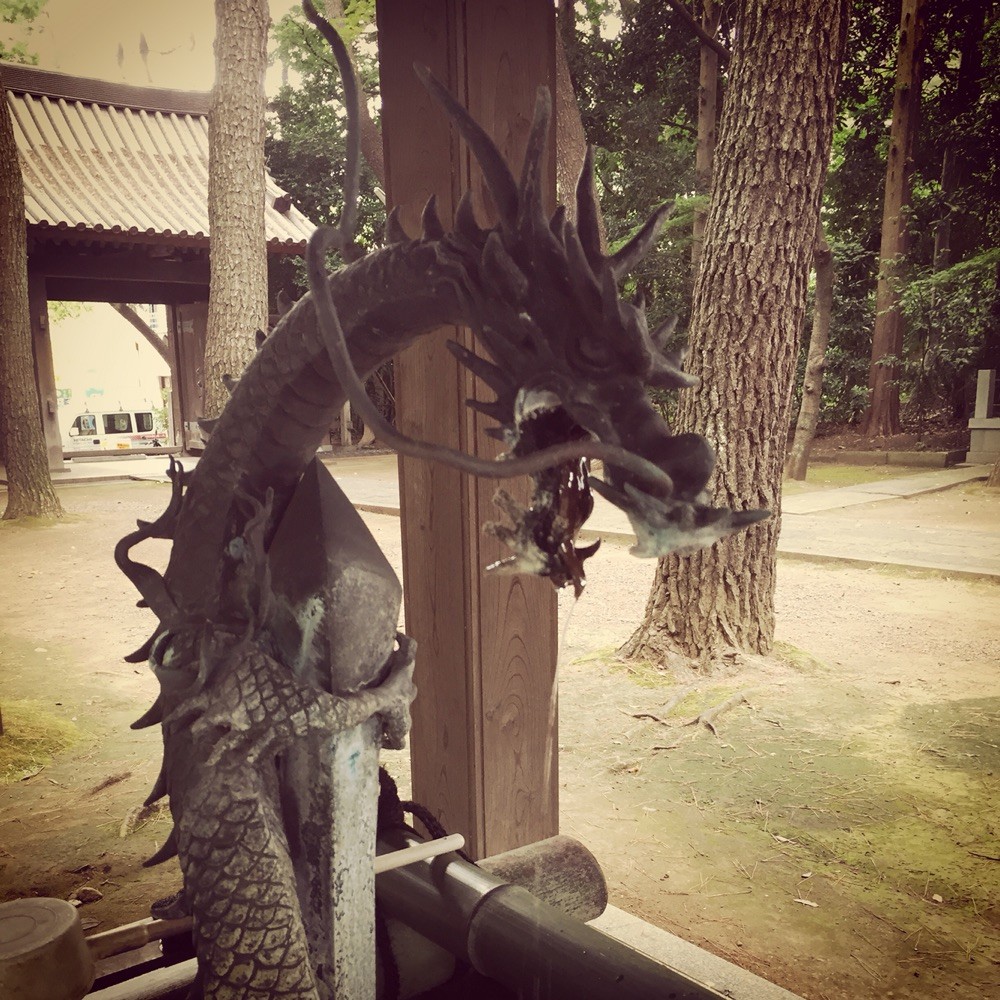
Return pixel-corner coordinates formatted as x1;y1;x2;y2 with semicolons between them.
486;388;601;597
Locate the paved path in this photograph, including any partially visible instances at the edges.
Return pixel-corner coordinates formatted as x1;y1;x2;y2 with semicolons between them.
4;452;997;580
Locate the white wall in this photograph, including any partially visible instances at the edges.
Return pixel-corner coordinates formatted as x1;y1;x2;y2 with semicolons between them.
50;303;170;429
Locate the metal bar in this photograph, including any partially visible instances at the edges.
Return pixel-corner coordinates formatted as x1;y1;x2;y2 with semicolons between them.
376;833;729;999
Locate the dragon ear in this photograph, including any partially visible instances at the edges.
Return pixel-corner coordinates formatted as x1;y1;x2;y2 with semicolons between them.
414;62;518;228
421;194;446;240
575;145;604;270
385;205;410;244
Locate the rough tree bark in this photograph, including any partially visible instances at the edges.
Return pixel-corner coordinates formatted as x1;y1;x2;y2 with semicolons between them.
691;0;722;281
0;71;62;520
204;0;270;418
863;0;927;437
622;0;849;664
989;453;1000;489
786;226;834;480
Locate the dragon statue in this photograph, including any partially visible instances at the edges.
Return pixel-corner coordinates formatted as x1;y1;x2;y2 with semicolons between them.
113;4;767;997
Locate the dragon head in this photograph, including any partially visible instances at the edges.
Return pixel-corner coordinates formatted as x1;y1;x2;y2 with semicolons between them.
304;5;769;599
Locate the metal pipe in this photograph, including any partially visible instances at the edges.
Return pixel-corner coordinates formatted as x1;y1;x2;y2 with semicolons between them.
85;833;725;999
376;833;728;999
468;884;726;1000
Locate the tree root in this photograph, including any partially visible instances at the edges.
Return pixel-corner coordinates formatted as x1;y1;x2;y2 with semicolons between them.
622;684;695;726
683;689;752;736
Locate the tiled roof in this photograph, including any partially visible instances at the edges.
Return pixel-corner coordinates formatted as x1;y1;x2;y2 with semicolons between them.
2;62;315;252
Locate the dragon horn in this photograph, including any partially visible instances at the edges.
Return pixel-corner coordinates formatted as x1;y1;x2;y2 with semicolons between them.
414;63;519;229
575;145;604;270
517;86;552;232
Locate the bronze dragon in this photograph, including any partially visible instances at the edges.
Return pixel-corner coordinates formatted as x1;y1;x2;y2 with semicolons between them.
114;5;766;996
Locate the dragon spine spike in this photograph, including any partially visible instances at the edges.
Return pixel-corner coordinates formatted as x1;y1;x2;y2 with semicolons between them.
466;397;508;422
482;230;530;303
454;189;484;243
144;764;168;806
384;204;410;244
548;204;567;241
274;290;292;320
575;144;604;268
445;340;511;394
143;826;179;868
608;202;674;280
124;631;157;663
650;314;679;350
413;62;519;227
563;221;601;303
421;194;445;240
600;265;625;331
648;355;700;390
131;694;164;730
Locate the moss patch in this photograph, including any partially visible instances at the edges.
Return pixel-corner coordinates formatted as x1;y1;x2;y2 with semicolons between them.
0;700;80;782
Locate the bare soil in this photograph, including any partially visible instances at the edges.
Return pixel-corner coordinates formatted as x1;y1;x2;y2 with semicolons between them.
809;419;971;454
1;478;998;1000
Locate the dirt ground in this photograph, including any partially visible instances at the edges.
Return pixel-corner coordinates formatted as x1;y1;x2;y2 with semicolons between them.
0;477;998;1000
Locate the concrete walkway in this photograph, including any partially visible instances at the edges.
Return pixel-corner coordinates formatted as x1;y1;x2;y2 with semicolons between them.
4;452;997;581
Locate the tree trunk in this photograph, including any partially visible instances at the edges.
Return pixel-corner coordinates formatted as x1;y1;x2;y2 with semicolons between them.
204;0;270;418
0;71;62;520
988;452;1000;488
622;0;849;665
555;2;608;253
110;303;171;363
786;225;834;480
691;0;721;281
863;0;927;437
932;0;987;276
323;0;385;185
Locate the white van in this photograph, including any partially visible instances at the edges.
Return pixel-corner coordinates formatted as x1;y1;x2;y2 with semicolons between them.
64;409;167;452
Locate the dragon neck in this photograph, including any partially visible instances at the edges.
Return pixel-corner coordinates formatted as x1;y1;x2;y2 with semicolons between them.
164;239;466;619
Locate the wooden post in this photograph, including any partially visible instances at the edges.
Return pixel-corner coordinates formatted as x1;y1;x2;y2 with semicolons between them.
170;301;209;451
377;0;558;859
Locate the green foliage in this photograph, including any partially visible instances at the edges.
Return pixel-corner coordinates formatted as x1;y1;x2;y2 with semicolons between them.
266;2;383;298
807;0;1000;427
899;247;1000;416
47;300;92;324
0;0;46;64
565;0;724;337
266;3;392;427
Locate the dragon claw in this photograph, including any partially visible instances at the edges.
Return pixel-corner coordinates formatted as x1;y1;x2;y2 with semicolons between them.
375;634;417;750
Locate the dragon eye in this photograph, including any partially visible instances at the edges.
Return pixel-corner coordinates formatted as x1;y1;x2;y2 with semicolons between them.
577;338;612;369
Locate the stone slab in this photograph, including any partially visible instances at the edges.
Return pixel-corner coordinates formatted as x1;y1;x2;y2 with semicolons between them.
591;905;802;1000
811;450;965;467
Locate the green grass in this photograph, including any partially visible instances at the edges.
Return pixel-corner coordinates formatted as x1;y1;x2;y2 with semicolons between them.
782;463;924;495
0;700;80;782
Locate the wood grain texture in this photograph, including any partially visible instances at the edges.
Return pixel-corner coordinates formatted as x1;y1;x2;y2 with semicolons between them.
378;0;557;858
